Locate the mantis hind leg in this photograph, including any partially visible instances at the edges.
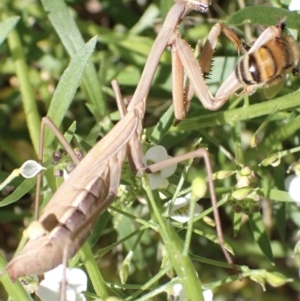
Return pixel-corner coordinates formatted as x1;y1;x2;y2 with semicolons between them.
143;147;236;271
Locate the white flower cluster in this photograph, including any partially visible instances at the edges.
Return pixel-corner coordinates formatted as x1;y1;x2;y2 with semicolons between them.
36;265;87;301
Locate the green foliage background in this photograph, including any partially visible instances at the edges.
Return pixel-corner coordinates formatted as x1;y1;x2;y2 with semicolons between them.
0;0;300;300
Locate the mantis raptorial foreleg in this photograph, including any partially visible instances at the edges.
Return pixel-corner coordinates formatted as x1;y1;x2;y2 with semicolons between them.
126;2;296;123
124;2;242;121
173;23;242;118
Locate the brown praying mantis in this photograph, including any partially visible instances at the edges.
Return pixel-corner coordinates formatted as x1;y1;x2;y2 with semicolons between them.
4;0;300;297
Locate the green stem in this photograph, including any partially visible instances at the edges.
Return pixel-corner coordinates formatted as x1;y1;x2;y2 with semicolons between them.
126;265;173;300
142;173;204;301
79;242;108;298
183;194;197;256
178;90;300;131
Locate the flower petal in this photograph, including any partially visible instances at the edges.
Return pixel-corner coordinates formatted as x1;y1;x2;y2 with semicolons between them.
287;175;300;204
68;268;88;292
160;156;177;178
145;145;168;162
44;264;70;283
148;174;164;190
75;293;87;301
168;194;201;223
38;279;60;292
63;168;70;181
285;175;295;191
171;196;189;208
66;287;77;301
171;283;185;300
170;203;201;223
203;289;213;301
289;0;300;11
139;146;178;190
36;283;60;301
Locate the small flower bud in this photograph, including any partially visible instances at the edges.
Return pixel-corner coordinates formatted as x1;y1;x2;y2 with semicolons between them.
74;148;84;160
240;166;251;176
54;169;64;178
259;154;280;166
192;177;207;199
119;263;129;285
232;187;255;201
287;161;300;175
213;170;236;180
265;271;293;287
236;175;251;188
52;148;64;163
66;162;75;173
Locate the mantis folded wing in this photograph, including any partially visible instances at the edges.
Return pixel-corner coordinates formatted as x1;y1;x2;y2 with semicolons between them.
6;106;138;280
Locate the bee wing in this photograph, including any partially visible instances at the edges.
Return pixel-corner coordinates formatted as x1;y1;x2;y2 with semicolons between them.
263;76;285;99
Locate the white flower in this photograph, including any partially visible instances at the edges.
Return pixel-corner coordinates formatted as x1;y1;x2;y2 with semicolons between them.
289;0;300;11
142;145;177;190
170;283;185;300
166;193;201;223
285;175;300;205
36;264;87;301
203;289;213;301
170;284;213;301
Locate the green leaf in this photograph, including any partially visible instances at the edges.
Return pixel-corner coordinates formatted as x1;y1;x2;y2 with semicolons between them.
260;188;294;202
259;115;300;152
101;0;138;28
193;229;234;254
87;211;110;248
248;212;274;264
265;271;293;287
0;178;36;207
40;0;107;119
159;0;174;19
273;165;287;239
225;6;300;29
150;105;174;144
233;212;242;237
0;16;20;45
129;4;160;35
45;37;97;146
